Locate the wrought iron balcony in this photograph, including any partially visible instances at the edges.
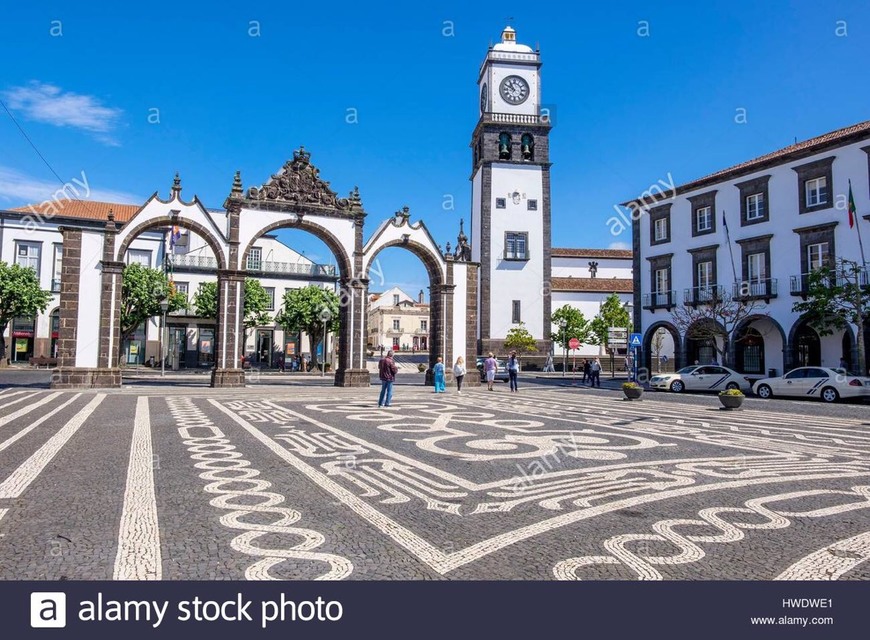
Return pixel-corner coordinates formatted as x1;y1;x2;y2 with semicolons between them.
732;278;778;301
642;291;676;311
413;328;429;335
791;268;870;297
683;285;727;307
170;253;336;277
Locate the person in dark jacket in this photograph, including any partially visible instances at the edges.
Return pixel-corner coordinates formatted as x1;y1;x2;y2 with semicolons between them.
378;350;398;407
582;359;591;384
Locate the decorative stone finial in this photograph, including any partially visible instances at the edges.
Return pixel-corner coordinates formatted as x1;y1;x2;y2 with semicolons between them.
231;170;243;196
171;172;182;196
107;209;115;222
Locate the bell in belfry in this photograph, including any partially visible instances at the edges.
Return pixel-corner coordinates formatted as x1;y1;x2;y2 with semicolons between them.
498;133;511;160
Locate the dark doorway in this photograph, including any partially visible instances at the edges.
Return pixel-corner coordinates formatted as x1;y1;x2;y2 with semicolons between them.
794;324;820;367
736;327;765;374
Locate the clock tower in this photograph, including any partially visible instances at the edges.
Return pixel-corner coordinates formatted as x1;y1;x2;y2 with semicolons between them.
471;26;552;355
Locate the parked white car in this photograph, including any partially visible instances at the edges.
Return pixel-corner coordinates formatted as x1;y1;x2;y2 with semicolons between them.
752;367;870;403
649;365;752;393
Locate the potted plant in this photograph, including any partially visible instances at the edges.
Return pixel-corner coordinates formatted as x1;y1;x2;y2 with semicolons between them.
622;381;643;400
718;388;745;409
418;363;427;373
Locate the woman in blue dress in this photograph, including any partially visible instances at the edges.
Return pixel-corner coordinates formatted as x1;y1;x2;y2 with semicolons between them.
433;356;446;393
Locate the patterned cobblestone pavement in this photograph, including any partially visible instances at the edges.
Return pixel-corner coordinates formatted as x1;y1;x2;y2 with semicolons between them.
0;384;868;580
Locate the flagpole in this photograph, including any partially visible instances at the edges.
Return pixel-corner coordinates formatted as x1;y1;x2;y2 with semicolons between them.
723;209;738;283
851;180;867;266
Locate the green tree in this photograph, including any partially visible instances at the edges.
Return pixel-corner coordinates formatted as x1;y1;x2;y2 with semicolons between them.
120;263;187;363
0;262;52;365
192;279;273;342
503;322;537;354
551;305;596;370
792;258;869;375
590;293;632;350
274;285;340;369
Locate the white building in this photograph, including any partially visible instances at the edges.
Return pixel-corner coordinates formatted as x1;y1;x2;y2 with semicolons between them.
367;287;429;353
631;120;870;376
1;199;338;368
550;247;633;358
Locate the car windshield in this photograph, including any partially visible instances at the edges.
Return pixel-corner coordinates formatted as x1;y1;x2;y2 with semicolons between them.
676;366;697;374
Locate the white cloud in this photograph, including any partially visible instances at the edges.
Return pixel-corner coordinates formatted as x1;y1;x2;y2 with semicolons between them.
3;82;123;145
608;241;631;250
0;166;140;206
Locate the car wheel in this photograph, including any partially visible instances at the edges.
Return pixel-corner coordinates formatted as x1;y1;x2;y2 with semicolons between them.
820;387;839;403
670;380;684;393
756;384;772;399
726;382;740;390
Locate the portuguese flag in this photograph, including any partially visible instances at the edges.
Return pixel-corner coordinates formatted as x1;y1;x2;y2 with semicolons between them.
848;180;857;228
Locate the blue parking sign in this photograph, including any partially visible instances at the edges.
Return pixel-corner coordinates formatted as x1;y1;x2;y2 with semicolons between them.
629;333;642;348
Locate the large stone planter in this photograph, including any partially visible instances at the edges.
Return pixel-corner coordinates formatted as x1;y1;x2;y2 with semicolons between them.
718;394;744;409
623;386;644;400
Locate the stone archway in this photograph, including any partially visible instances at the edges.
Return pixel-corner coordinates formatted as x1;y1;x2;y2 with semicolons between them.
642;321;681;374
362;211;458;384
224;148;369;387
732;315;786;376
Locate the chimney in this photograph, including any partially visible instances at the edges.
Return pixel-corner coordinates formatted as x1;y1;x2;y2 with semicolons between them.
418;290;425;304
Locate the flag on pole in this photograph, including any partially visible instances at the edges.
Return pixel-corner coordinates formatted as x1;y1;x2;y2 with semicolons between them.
847;180;857;228
169;225;181;249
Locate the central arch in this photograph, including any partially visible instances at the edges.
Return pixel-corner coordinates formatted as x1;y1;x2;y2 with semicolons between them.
362;214;453;384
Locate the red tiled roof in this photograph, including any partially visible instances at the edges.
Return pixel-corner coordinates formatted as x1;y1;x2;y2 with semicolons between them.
9;200;141;222
552;247;632;259
623;119;870;206
551;277;633;292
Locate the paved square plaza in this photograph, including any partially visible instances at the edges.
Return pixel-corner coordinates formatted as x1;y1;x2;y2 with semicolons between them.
0;383;869;581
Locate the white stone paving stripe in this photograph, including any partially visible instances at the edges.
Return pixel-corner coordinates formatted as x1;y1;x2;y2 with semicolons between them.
113;396;161;580
0;394;105;499
775;531;870;580
208;399;451;573
0;394;82;454
0;392;42;416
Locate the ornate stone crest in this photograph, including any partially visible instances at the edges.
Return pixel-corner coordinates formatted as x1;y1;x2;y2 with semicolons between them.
246;147;363;213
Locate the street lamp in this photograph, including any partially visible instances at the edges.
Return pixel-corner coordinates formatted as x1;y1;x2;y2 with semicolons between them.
159;298;170;378
319;308;332;378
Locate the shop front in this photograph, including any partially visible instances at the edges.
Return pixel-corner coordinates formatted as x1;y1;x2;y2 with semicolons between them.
11;316;36;363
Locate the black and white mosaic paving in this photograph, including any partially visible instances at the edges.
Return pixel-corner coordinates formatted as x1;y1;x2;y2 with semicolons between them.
0;385;868;580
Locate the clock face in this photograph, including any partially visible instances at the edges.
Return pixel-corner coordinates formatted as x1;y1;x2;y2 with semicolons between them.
480;83;488;111
499;75;529;105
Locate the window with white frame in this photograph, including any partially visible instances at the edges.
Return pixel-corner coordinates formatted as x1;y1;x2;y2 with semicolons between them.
264;287;275;311
392;319;400;331
505;232;528;260
420;319;427;331
747;252;766;282
655;268;669;293
697;261;713;289
247;247;262;270
805;177;828;207
695;206;712;232
15;242;40;275
52;244;63;291
126;249;151;267
654;217;668;242
393;294;400;305
745;193;765;220
807;242;829;271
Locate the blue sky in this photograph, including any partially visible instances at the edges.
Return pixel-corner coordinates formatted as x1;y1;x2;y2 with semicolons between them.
1;1;868;297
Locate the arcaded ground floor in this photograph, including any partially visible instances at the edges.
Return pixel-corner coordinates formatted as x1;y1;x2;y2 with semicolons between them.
0;376;868;580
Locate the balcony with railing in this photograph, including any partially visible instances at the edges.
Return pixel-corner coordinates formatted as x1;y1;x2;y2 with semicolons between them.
482;112;549;125
642;291;676;311
683;285;727;307
791;267;870;298
169;253;336;278
732;278;778;301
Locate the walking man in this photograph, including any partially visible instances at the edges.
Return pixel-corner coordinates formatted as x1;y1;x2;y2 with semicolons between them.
590;357;602;388
378;349;398;407
484;352;498;391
